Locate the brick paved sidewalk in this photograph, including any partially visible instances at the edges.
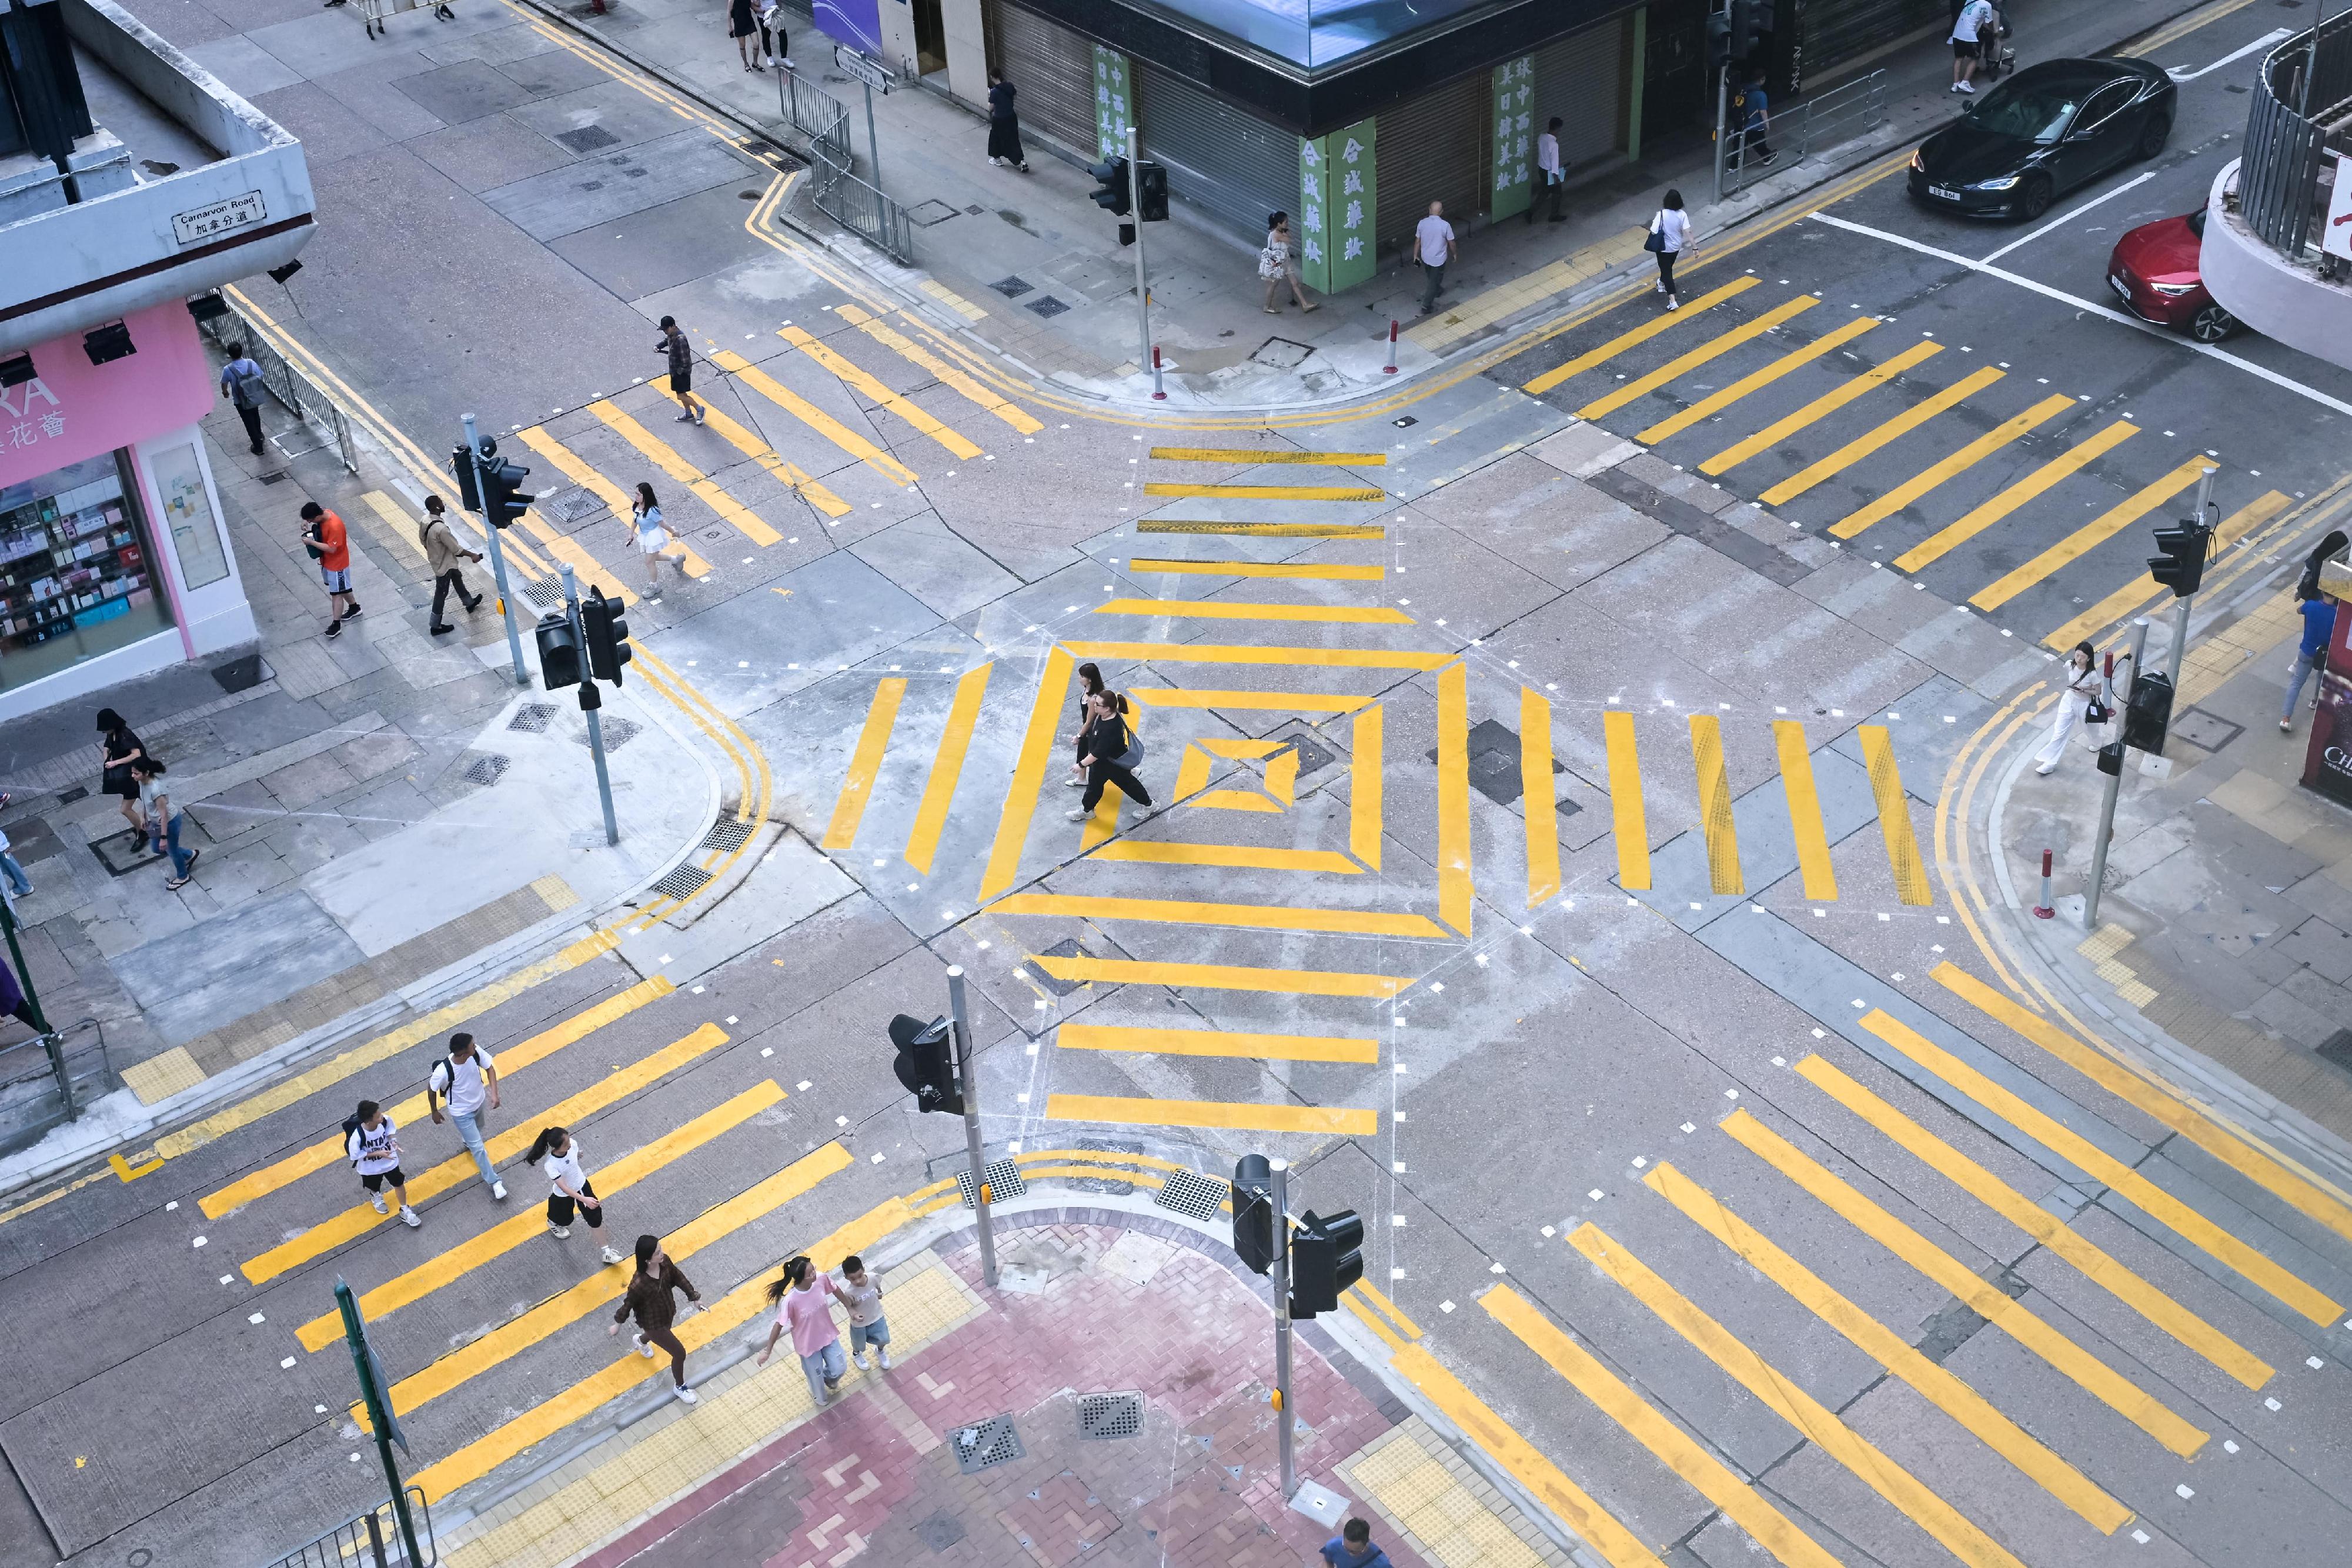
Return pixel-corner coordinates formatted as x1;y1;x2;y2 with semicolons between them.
445;1211;1569;1568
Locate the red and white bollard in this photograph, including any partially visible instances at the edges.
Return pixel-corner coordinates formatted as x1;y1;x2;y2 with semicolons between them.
1151;344;1166;400
1383;318;1399;375
2033;848;2056;920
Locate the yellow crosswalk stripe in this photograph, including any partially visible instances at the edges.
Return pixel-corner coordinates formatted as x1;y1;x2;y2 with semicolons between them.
1128;688;1375;713
1044;1094;1378;1135
1643;1164;2131;1532
1830;394;2081;541
295;1082;783;1353
1638;314;1880;444
977;647;1073;901
1761;366;2005;506
517;515;645;599
1091;841;1362;874
1893;419;2139;570
1520;276;1762;396
822;677;907;851
1723;1105;2210;1455
1773;721;1838;901
1969;457;2211;611
1128;559;1384;581
1699;339;1942;476
904;664;991;875
407;1182;901;1502
1352;706;1383;872
833;304;1043;434
1482;1283;1844;1568
1136;520;1384;539
1604;710;1650;891
2038;489;2291;646
1522;688;1561;909
1058;1024;1378;1062
586;400;786;547
779;325;983;460
1063;641;1453;671
1027;953;1409;998
1571;1223;2034;1568
1149;447;1389;465
366;1139;851;1427
1863;1007;2346;1325
1688;713;1742;896
1091;597;1413;624
687;401;853;520
1436;661;1472;936
1796;1053;2273;1388
514;427;711;577
1142;482;1385;502
713;349;918;487
1579;296;1819;420
200;979;671;1219
1859;724;1930;905
243;1024;730;1286
993;892;1450;941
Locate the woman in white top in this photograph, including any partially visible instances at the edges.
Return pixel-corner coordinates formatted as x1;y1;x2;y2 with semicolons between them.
131;757;199;890
525;1125;627;1264
1258;212;1319;315
2034;641;2105;774
1650;190;1693;310
629;482;689;597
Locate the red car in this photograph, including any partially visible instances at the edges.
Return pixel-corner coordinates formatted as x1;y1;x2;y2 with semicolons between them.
2108;208;2239;342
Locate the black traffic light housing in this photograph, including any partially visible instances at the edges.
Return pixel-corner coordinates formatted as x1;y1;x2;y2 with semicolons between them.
2122;668;2175;754
483;456;535;529
534;610;582;691
890;1013;962;1115
1728;0;1757;61
1289;1208;1364;1318
1088;155;1131;216
1231;1154;1277;1275
2149;519;2211;598
449;444;484;513
1136;161;1168;223
581;586;632;686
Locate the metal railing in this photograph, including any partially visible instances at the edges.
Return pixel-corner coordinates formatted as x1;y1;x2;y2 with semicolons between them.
2238;12;2352;261
0;1018;111;1159
1720;68;1889;198
262;1488;434;1568
193;296;361;474
775;66;914;263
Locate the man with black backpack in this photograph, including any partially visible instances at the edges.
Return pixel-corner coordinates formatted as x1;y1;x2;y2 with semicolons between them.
345;1101;422;1228
427;1032;505;1200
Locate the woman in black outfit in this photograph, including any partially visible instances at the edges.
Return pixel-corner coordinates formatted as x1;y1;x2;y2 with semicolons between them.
1065;690;1151;820
96;707;148;844
1064;662;1108;788
609;1233;703;1405
987;73;1030;172
727;0;761;71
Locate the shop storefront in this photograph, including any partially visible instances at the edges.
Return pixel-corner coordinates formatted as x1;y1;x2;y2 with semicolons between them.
0;299;250;721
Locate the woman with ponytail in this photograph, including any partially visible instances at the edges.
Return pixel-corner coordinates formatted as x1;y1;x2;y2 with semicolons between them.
526;1125;626;1265
609;1233;701;1403
756;1254;847;1405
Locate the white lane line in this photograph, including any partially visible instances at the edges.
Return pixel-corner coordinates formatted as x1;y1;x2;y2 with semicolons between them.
2168;28;2293;81
1982;172;2157;263
1809;209;2352;419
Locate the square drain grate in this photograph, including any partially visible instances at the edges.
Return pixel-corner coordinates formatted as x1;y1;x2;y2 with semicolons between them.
554;124;619;153
990;275;1034;299
1275;727;1338;778
1078;1392;1144;1441
1025;295;1070;318
576;717;640;751
1426;718;1563;809
1022;938;1091;996
509;703;560;733
956;1158;1025;1209
950;1415;1024;1474
523;580;564;610
650;863;712;901
702;818;756;852
1155;1168;1227;1221
463;754;511;787
2320;1030;2352;1071
546;487;607;525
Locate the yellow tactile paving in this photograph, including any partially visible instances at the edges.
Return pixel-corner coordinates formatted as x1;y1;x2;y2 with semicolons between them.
119;1047;204;1106
1344;1422;1565;1568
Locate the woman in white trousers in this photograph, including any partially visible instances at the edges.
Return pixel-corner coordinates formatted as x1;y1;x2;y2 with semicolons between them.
2035;641;2103;774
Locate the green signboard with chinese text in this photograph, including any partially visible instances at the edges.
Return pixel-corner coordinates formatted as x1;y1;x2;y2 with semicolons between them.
1491;55;1534;222
1298;118;1376;296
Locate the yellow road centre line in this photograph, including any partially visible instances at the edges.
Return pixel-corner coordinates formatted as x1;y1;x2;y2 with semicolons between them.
1571;1223;2036;1568
1064;641;1452;671
1044;1094;1378;1136
1859;725;1932;905
1149;447;1388;464
201;978;671;1219
1762;366;2005;506
586;399;786;547
513;426;712;579
1520;277;1762;396
1057;1024;1378;1062
1892;419;2139;570
1831;395;2080;540
779;325;983;461
1345;1292;1409;1352
1773;721;1838;902
1579;296;1820;421
1128;559;1384;581
1637;315;1881;444
1137;520;1384;539
979;647;1074;901
1700;340;1942;476
1643;1165;2129;1532
296;1081;782;1352
1482;1284;1843;1568
713;349;918;487
1603;710;1650;891
1970;457;2212;611
821;678;907;851
1352;706;1383;872
833;304;1043;433
904;664;992;875
1797;1054;2273;1388
245;1024;730;1286
2039;489;2292;647
1142;482;1385;502
1129;688;1374;713
992;892;1449;941
1522;687;1561;909
1092;597;1412;624
1688;713;1742;896
1027;953;1409;998
1436;662;1472;935
691;399;853;519
1933;962;2352;1255
1091;841;1362;874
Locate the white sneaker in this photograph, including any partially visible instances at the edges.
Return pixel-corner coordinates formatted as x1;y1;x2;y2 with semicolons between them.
369;1193;388;1215
1957;82;1976;94
399;1206;422;1228
674;1385;698;1405
600;1245;627;1265
550;1224;571;1239
634;1333;657;1360
491;1179;507;1201
1065;807;1088;821
853;1352;870;1370
2034;763;2057;775
1667;297;1681;310
876;1348;892;1369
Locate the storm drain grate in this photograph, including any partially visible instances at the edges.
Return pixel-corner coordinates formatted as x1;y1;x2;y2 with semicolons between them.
950;1415;1023;1473
702;818;757;852
523;579;564;609
463;754;511;787
1025;295;1070;318
554;124;619;153
1155;1168;1227;1221
546;487;607;524
576;717;641;751
1078;1392;1144;1441
509;703;560;734
649;864;713;901
990;275;1034;299
2320;1030;2352;1072
956;1158;1024;1209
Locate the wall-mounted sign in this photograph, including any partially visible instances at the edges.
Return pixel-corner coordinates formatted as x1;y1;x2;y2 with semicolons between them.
172;190;267;246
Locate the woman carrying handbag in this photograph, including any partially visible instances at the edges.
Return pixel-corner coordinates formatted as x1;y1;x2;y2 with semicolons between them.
2034;641;2105;774
1259;212;1319;314
1646;190;1692;311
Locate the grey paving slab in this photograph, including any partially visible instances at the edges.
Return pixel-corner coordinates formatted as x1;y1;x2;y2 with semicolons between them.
406;112;578;192
1635;740;1882;930
107;887;365;1045
505;76;707;154
183;33;305;98
310;56;448;141
393;55;539;126
245;9;417;81
480;128;764;242
547;180;774;300
847;514;1024;623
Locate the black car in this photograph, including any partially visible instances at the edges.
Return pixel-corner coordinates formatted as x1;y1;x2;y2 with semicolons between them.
1909;58;2175;220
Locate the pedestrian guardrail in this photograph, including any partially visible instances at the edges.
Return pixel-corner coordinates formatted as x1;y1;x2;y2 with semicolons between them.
775;66;915;263
2237;14;2352;262
192;297;361;474
262;1487;434;1568
0;1018;110;1159
1718;67;1889;199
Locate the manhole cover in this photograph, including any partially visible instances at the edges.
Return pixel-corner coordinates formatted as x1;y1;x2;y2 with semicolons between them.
255;470;286;484
650;863;712;900
964;203;985;215
950;1415;1023;1473
1022;938;1091;995
2170;707;2242;752
463;754;511;787
1426;718;1561;808
576;717;641;751
1155;1168;1227;1221
1078;1392;1144;1441
914;1512;966;1550
990;275;1034;298
1025;295;1070;318
906;199;961;226
2320;1029;2352;1071
547;487;607;525
210;653;267;693
702;818;756;852
554;125;619;153
1250;337;1313;370
1274;727;1338;778
956;1158;1024;1209
509;703;560;733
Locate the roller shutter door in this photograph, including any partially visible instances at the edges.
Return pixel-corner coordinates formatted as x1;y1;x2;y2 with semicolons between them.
1531;18;1626;172
1378;72;1486;249
981;1;1095;156
1802;0;1947;80
1134;67;1295;245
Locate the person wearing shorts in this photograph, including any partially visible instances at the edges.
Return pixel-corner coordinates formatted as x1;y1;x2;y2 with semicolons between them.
528;1125;627;1265
627;482;689;597
300;502;360;636
656;316;704;424
1951;0;1994;92
346;1101;422;1228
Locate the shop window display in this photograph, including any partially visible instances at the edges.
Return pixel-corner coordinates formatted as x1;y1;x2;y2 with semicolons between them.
0;451;176;692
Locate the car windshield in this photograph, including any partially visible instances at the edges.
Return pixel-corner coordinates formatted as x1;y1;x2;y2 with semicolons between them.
1967;79;2089;142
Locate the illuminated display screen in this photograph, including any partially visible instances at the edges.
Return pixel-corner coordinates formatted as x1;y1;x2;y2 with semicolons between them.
1142;0;1506;68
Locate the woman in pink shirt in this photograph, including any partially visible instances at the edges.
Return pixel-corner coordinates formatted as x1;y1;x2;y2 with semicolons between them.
756;1254;846;1405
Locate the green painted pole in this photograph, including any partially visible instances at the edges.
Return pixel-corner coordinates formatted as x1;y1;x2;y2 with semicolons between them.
337;1281;425;1565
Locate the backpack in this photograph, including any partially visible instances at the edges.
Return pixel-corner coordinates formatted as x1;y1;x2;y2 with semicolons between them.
341;1112;368;1166
426;1053;453;1102
225;359;265;410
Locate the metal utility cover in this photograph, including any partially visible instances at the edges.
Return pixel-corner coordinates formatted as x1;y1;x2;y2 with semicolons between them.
1078;1392;1144;1441
1155;1168;1227;1221
956;1158;1025;1209
509;703;560;733
951;1415;1024;1473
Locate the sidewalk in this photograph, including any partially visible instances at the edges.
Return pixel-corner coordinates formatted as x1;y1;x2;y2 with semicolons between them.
524;0;2202;408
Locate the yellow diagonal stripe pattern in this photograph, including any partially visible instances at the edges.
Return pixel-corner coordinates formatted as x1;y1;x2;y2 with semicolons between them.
1830;394;2079;540
1057;1024;1378;1062
1893;419;2139;571
1858;724;1930;905
586;400;784;547
1579;296;1820;420
780;325;983;460
1604;710;1650;891
1521;276;1761;396
1044;1094;1377;1135
1027;954;1409;998
1700;339;1941;476
1773;721;1838;902
1688;712;1742;896
821;677;907;851
1762;365;2004;506
1638;314;1880;444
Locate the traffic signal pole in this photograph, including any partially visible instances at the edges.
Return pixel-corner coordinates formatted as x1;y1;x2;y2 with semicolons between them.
1125;128;1152;375
336;1280;424;1568
946;965;998;1289
558;561;620;846
2084;617;2149;929
463;413;528;687
1270;1156;1296;1502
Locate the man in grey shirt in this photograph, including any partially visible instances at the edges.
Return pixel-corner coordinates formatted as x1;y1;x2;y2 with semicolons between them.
1412;202;1457;317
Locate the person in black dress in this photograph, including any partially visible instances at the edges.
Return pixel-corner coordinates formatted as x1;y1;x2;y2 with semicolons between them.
728;0;761;71
96;707;148;845
1065;690;1150;820
987;73;1030;172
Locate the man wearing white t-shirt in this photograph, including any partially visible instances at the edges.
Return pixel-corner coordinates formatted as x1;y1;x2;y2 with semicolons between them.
427;1031;505;1199
1412;201;1457;317
1951;0;1996;93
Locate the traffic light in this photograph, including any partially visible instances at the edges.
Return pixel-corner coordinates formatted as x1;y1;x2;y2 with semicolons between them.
580;586;632;685
1231;1154;1277;1275
1088;155;1131;216
1729;0;1756;61
449;444;483;513
2122;668;2175;754
534;610;582;691
890;1013;962;1115
1706;12;1730;69
1136;161;1168;223
2149;519;2211;597
1288;1208;1364;1318
483;456;534;529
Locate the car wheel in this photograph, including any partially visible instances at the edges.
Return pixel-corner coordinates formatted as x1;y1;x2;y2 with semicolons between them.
2190;303;2238;343
2017;176;2053;221
2137;115;2172;161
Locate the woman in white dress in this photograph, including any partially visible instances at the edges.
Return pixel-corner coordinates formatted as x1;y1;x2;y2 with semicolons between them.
629;482;689;597
2034;641;2103;774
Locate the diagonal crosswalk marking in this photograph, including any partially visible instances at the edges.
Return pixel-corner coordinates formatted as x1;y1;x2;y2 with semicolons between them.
1057;1024;1378;1061
1638;314;1881;444
780;326;983;460
1026;953;1410;998
904;664;992;875
1091;840;1362;874
1760;366;2005;506
1091;597;1413;624
1436;662;1472;936
1136;520;1384;539
1858;725;1931;906
994;892;1449;941
1969;456;2211;610
681;402;852;520
1829;395;2079;540
978;646;1073;901
1687;713;1742;896
1128;559;1384;581
832;304;1043;433
1352;706;1383;872
1043;1094;1377;1135
1142;482;1386;502
1773;720;1838;902
1522;688;1561;910
1062;641;1453;670
1892;419;2139;570
2037;489;2291;647
1578;297;1820;420
1149;448;1389;464
514;428;712;577
1699;339;1942;475
713;349;918;487
821;678;907;851
1603;711;1650;891
586;400;786;547
1520;277;1762;396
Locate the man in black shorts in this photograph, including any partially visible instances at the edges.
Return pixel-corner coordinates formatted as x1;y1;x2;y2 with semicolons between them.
657;316;706;426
